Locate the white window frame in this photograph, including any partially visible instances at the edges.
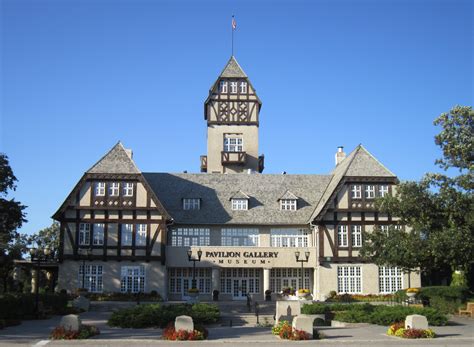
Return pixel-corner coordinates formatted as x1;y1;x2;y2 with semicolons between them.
219;81;228;93
280;199;297;211
379;185;389;197
351;185;361;199
270;268;311;293
239;81;247;93
170;228;210;247
337;266;362;294
221;228;260;246
79;223;90;246
95;182;105;197
231;198;248;211
270;229;309;247
351;225;362;247
230;81;238;93
337;225;348;247
121;224;133;246
79;264;103;293
135;224;147;246
123;182;134;197
365;185;376;199
93;223;104;246
379;266;403;294
183;198;200;210
121;265;145;293
224;135;243;152
169;268;212;295
109;182;120;196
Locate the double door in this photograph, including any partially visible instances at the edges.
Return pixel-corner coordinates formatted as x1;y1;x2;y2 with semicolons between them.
221;268;261;300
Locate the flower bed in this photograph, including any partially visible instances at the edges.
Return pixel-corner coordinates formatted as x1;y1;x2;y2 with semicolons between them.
272;321;310;340
162;323;208;340
50;325;100;340
387;322;435;339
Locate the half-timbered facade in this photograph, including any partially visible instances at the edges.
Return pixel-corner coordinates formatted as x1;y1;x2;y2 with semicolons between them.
54;56;420;300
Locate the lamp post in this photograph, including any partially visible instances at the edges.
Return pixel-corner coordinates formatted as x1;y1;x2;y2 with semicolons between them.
187;249;203;289
29;247;52;319
295;251;310;290
79;248;93;289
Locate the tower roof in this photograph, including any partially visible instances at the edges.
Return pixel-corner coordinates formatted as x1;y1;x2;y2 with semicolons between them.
219;56;247;78
87;141;140;174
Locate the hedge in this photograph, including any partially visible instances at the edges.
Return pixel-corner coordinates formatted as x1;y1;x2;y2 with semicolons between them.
395;286;469;313
108;303;220;328
0;293;69;321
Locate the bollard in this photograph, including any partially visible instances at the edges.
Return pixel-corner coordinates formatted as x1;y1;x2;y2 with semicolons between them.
254;302;259;325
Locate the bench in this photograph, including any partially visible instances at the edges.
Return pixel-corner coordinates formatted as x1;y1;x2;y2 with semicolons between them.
459;302;474;317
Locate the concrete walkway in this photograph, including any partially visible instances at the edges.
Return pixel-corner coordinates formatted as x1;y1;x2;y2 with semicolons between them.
0;311;472;346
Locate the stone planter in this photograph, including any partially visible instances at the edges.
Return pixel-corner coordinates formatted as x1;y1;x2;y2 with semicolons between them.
188;291;199;298
296;291;310;299
406;292;417;298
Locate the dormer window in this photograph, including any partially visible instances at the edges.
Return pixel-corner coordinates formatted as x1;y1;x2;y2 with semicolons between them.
109;182;120;196
240;81;247;93
183;198;200;210
230;81;238;93
278;190;299;211
280;199;297;211
220;81;228;93
232;198;248;211
95;182;105;196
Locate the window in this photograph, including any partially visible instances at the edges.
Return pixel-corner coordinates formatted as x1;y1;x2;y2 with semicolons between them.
121;265;145;293
365;185;375;199
224;136;243;152
280;199;297;211
231;198;248;211
169;268;211;294
220;268;260;295
136;224;147;246
79;223;90;245
93;223;104;246
183;198;200;210
379;185;389;197
123;182;134;197
240;81;247;93
222;228;259;246
230;81;238;93
121;224;133;246
270;229;309;247
170;228;210;247
79;264;103;292
351;185;362;199
219;81;228;93
337;266;362;294
109;182;119;196
337;225;348;247
351;225;362;247
379;266;403;294
380;225;389;234
270;268;311;293
95;182;105;196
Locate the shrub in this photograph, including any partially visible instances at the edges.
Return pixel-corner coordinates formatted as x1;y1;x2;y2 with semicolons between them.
50;325;100;340
278;323;293;339
87;291;163;302
418;286;469;313
108;303;220;328
0;293;69;320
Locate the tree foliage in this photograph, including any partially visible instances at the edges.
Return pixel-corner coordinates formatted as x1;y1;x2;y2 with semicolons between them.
360;105;474;278
0;153;27;255
29;221;60;260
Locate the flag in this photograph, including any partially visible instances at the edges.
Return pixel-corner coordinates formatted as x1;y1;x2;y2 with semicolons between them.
232;16;236;30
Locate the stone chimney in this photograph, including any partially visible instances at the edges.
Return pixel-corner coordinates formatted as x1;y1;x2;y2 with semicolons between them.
335;146;346;166
125;149;133;159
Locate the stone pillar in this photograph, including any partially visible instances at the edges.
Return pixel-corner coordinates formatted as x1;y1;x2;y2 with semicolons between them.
263;268;270;300
31;269;37;294
211;268;220;292
313;267;319;300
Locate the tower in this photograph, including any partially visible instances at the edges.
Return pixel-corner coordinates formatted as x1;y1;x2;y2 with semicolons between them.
200;56;264;173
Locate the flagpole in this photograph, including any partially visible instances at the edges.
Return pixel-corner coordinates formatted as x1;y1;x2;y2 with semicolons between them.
231;15;234;56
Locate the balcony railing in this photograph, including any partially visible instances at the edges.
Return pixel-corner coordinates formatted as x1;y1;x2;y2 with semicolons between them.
200;155;207;172
221;151;246;166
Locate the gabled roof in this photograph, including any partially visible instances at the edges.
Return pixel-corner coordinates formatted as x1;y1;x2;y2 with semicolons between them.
308;145;396;222
229;190;250;200
278;190;299;201
220;56;247;78
87;141;140;174
143;173;332;225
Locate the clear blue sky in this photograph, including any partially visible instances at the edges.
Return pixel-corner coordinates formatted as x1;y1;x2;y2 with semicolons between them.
1;0;472;236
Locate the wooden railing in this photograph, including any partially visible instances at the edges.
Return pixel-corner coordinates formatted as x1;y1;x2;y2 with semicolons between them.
221;151;246;165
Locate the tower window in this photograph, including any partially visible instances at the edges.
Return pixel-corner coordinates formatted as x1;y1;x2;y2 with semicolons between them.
240;82;247;93
95;182;106;196
220;81;228;93
230;82;238;93
224;135;243;152
109;182;120;196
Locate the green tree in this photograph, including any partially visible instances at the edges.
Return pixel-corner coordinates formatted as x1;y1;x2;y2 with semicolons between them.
360;105;474;285
29;221;60;260
0;153;27;255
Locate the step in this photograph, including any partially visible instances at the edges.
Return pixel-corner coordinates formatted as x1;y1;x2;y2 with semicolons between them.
220;314;275;327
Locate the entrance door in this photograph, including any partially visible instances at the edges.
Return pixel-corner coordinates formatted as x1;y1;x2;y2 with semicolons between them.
232;279;248;300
